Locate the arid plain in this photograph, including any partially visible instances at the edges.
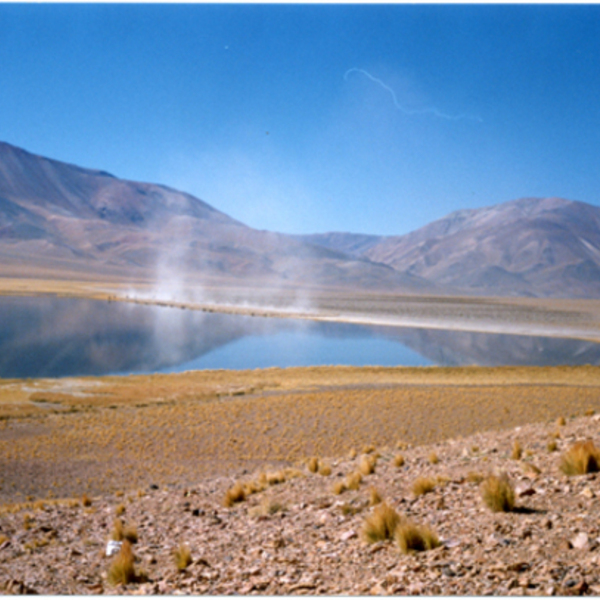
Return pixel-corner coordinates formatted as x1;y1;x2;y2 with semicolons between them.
2;278;600;594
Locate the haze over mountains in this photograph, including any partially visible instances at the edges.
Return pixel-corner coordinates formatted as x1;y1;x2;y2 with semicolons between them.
0;140;599;299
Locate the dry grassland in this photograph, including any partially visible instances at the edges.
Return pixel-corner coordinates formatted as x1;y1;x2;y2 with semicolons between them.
2;365;600;504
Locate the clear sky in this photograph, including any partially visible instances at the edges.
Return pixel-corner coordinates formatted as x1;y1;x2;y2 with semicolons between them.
1;3;599;236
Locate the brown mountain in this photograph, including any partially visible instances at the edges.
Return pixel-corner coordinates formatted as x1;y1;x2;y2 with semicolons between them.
304;197;600;298
0;141;431;292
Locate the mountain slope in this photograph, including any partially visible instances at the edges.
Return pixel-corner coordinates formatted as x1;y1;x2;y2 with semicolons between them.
0;141;433;293
304;198;600;298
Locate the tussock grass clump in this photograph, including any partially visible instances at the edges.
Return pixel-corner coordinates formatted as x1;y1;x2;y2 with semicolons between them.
511;440;522;460
466;471;484;484
107;540;137;586
547;440;558;452
560;440;600;476
480;474;515;512
557;416;566;427
82;494;92;507
359;454;376;476
369;488;382;506
363;445;376;454
318;462;332;477
250;497;287;517
395;520;441;554
340;502;362;516
115;503;126;516
428;452;439;465
362;502;401;543
112;518;124;541
266;471;286;485
223;482;247;508
346;472;362;490
173;543;192;572
348;448;357;460
393;454;405;468
307;457;319;473
332;481;346;495
412;477;436;497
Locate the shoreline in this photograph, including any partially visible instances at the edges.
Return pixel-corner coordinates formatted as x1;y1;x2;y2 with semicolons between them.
1;276;600;343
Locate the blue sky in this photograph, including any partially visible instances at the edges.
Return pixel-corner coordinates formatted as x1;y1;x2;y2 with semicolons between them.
1;3;599;236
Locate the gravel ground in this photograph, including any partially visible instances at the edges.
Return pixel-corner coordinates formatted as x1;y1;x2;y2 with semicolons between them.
2;412;600;595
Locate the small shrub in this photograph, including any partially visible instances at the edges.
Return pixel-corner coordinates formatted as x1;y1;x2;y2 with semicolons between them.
223;482;246;507
346;472;362;490
307;457;319;474
362;502;401;543
173;543;193;572
511;441;522;460
115;503;126;517
560;441;600;476
412;477;436;497
369;488;382;506
348;448;357;460
585;409;595;417
557;416;566;427
547;440;558;452
395;520;441;554
428;452;439;465
393;454;405;468
359;455;376;476
363;445;376;454
107;540;137;585
480;474;515;512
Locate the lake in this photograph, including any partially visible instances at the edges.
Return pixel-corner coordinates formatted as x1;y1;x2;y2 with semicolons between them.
1;296;599;378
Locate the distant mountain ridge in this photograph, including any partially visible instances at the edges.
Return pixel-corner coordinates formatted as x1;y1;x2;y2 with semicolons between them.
0;140;598;298
300;197;600;298
0;141;431;292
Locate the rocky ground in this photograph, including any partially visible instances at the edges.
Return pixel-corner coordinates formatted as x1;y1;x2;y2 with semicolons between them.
2;412;600;595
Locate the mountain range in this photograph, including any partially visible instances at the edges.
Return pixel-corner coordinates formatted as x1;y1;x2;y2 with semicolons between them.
0;140;599;299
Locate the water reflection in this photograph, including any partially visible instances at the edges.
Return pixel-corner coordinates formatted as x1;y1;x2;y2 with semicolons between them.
0;297;598;379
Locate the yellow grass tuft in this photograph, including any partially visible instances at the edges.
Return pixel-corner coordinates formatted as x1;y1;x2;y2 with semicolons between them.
395;520;441;554
560;440;600;476
223;482;246;507
363;445;376;454
412;477;436;496
393;454;405;468
174;543;193;572
466;471;484;484
369;488;382;506
557;416;566;426
107;539;137;586
362;502;402;543
318;462;332;477
547;440;558;452
511;440;522;460
112;518;124;541
480;473;515;512
307;457;319;473
348;448;357;460
332;480;346;495
346;472;362;490
359;454;376;476
115;503;126;517
428;452;439;465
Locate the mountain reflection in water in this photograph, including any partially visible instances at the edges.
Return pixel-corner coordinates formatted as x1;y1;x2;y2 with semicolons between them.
0;297;599;379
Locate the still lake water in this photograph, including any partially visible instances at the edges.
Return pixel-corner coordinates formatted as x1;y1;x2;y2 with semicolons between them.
1;296;600;378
